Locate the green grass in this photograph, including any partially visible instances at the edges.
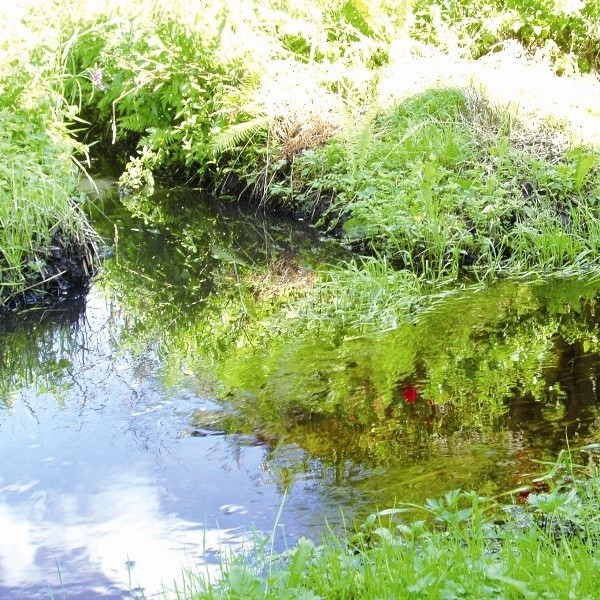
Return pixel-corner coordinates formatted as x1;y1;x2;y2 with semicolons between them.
0;5;98;308
286;87;600;285
163;450;600;599
0;124;95;305
2;0;595;313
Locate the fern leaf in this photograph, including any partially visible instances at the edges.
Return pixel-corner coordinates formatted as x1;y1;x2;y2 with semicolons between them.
346;109;378;174
118;113;156;133
210;117;268;155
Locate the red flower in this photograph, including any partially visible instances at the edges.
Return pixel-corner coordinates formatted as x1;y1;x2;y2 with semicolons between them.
402;386;418;404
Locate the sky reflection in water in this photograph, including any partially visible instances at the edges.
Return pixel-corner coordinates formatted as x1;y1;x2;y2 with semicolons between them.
0;294;292;599
3;190;600;597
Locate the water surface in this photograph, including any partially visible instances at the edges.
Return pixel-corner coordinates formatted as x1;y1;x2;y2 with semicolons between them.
2;187;600;598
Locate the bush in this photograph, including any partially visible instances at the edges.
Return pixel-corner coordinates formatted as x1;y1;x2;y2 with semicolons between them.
63;5;255;189
411;0;600;72
283;88;600;279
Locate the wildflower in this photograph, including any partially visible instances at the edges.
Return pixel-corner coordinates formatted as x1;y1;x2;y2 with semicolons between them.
92;67;105;91
402;386;418;404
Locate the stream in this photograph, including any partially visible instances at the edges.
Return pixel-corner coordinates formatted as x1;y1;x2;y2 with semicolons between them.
2;186;600;598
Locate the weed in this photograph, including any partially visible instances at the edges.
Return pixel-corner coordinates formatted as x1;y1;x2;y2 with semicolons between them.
168;451;600;599
0;28;98;308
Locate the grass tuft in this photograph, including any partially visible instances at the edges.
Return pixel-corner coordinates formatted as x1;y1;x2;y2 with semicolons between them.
171;450;600;599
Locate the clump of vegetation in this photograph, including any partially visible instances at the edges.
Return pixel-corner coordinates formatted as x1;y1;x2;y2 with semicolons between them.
0;4;98;310
284;87;600;280
0;107;98;310
411;0;600;72
168;450;600;599
61;1;258;191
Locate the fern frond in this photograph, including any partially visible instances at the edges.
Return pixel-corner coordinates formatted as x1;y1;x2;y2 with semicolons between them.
118;113;157;133
211;117;268;155
346;109;378;174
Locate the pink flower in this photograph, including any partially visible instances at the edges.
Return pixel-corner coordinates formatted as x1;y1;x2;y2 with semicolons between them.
92;67;105;91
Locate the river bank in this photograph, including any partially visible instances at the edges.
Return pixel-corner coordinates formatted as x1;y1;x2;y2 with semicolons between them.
2;0;600;313
2;2;600;598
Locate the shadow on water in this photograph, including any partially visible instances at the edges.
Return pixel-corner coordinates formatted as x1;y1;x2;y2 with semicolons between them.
2;184;600;596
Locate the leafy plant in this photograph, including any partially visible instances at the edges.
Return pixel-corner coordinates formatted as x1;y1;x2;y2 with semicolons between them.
281;87;600;282
181;454;600;599
411;0;600;71
0;16;98;308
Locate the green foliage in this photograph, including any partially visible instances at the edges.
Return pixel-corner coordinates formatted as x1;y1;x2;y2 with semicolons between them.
61;3;257;187
262;0;412;66
55;0;418;196
411;0;600;71
181;454;600;599
411;0;501;58
286;87;600;280
0;13;96;305
301;253;425;331
504;0;600;72
211;117;269;155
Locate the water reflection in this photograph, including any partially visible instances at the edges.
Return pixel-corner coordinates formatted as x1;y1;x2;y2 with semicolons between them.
217;276;600;507
2;187;600;596
0;294;291;599
0;468;248;599
0;190;356;598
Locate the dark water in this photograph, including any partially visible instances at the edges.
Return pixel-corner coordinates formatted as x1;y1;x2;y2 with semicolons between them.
2;186;600;598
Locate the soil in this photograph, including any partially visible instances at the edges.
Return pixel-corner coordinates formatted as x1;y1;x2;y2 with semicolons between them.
0;231;98;313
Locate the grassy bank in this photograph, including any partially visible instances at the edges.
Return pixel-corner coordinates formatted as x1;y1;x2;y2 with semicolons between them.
0;3;98;310
168;450;600;599
2;0;600;310
55;0;600;294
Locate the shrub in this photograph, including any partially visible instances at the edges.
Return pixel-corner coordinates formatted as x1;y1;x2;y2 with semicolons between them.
283;87;600;279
